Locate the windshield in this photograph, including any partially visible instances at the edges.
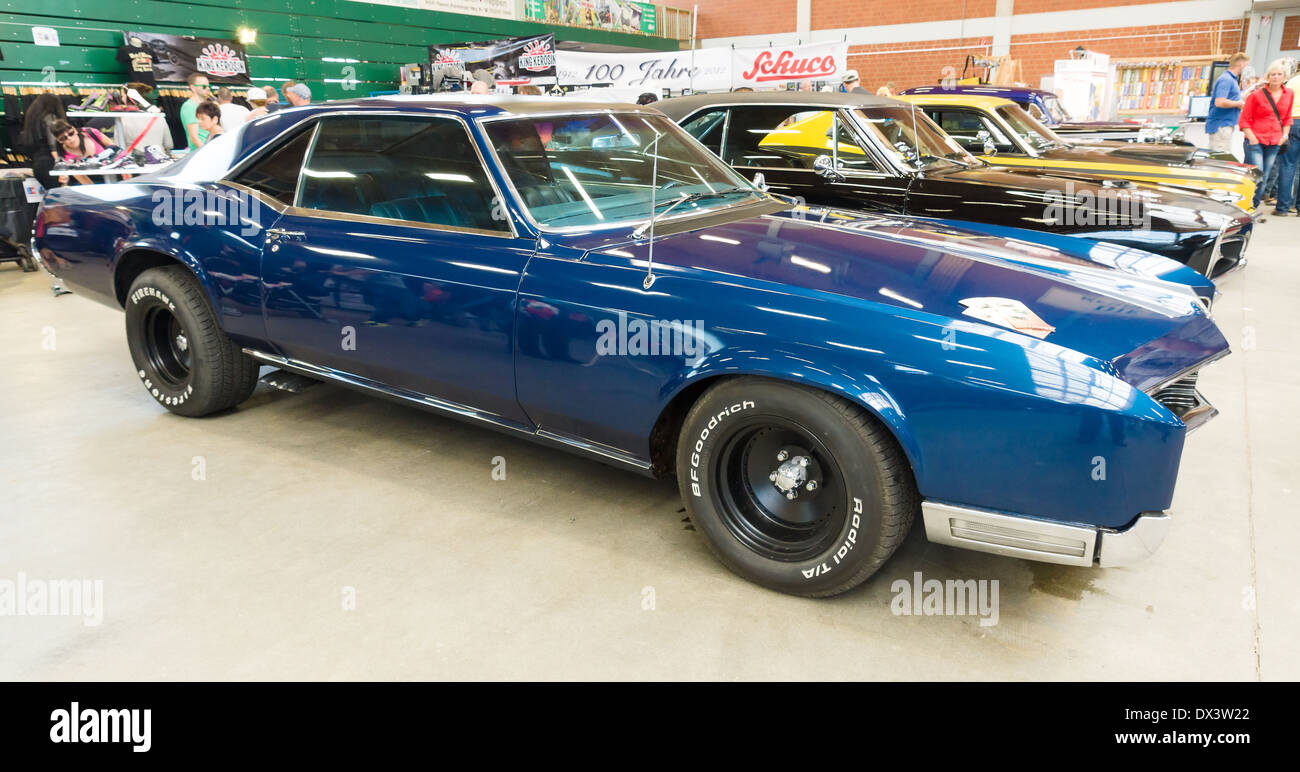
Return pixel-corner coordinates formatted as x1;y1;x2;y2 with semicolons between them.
850;106;972;169
995;104;1066;152
483;113;761;230
1042;95;1073;124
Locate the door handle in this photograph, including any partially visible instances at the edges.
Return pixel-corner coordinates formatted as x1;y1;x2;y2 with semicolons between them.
266;228;306;242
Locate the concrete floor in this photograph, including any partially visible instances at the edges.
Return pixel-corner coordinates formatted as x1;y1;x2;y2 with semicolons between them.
2;219;1297;681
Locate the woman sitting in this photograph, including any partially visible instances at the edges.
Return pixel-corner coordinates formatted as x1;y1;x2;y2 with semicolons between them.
50;119;110;186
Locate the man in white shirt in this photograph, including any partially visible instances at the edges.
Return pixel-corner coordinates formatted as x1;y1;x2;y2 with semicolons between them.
216;87;251;130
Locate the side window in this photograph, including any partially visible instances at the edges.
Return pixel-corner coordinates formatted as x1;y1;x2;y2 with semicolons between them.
1026;102;1048;123
297;116;508;233
722;107;877;172
681;110;726;155
926;109;1015;154
228;128;314;205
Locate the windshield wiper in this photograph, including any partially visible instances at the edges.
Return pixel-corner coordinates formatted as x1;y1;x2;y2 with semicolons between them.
632;187;748;239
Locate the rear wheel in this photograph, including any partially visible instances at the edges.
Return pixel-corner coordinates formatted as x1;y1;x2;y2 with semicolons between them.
124;265;258;417
676;378;918;597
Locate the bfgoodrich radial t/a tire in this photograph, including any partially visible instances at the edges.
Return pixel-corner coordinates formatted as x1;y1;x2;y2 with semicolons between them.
676;377;918;597
124;265;259;417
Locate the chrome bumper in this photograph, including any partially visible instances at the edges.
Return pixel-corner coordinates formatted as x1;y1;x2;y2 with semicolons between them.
922;502;1170;568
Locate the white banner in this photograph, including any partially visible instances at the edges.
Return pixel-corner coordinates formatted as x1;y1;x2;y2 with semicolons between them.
731;41;848;88
556;41;849;92
557;48;730;92
345;0;516;21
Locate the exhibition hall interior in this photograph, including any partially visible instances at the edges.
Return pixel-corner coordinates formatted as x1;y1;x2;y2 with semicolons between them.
2;0;1297;686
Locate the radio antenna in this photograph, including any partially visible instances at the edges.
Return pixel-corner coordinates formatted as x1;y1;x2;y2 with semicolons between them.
643;128;663;290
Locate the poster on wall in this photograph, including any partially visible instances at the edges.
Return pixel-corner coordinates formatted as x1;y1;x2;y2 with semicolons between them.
557;48;730;92
345;0;516;21
731;41;848;89
429;34;557;87
526;0;657;35
125;31;251;85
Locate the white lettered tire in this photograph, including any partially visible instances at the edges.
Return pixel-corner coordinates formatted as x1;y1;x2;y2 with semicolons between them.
676;377;918;597
124;265;259;417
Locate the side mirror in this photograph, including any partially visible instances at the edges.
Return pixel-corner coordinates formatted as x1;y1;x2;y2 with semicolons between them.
813;154;844;181
752;172;769;192
977;130;997;156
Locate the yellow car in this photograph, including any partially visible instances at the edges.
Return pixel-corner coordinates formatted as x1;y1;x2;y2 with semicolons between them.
897;93;1257;212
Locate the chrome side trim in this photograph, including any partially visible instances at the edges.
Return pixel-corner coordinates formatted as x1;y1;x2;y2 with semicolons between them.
1178;390;1219;433
1140;347;1230;397
1098;512;1170;567
241;349;654;473
922;502;1098;566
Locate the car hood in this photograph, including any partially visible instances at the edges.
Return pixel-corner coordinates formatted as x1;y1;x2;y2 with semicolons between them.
1068;140;1202;164
558;211;1228;392
1036;145;1249;185
924;163;1241;227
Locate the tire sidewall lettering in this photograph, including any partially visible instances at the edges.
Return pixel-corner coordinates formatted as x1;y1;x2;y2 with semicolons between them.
688;400;756;498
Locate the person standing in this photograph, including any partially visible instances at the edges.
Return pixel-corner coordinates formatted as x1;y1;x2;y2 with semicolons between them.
263;87;282;113
284;82;312;106
216;87;250;130
840;70;868;94
1270;64;1300;215
245;87;271;120
179;73;213;150
1206;52;1249;155
194;101;226;145
1240;61;1293;210
18;93;68;190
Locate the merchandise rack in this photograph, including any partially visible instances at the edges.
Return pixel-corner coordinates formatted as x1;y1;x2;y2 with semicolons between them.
1113;55;1218;115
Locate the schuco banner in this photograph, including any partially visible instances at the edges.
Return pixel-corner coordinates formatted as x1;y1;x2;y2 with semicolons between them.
125;31;251;85
429;34;557;87
732;41;847;87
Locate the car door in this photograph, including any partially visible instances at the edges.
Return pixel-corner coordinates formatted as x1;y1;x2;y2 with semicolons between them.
707;105;911;213
256;113;536;427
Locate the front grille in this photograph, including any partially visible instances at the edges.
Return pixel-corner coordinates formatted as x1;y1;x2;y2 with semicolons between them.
1152;372;1200;417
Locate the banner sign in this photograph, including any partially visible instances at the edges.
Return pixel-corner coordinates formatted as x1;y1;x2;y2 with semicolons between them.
556;41;848;91
526;0;657;35
429;34;557;87
346;0;515;21
731;41;848;88
126;31;251;85
556;48;730;92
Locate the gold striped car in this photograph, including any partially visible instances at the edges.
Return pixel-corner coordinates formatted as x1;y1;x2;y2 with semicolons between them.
897;93;1256;213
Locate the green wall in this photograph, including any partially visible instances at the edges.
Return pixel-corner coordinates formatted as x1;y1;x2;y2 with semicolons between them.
1;0;680;100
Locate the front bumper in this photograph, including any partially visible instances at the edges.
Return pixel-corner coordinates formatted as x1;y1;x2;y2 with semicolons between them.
922;502;1170;568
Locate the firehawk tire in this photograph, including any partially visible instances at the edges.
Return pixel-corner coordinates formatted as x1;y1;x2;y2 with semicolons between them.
676;377;918;597
124;265;259;417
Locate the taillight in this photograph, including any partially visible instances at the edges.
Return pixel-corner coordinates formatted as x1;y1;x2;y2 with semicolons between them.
34;209;46;238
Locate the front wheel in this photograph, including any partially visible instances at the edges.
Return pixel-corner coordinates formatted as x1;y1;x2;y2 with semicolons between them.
124;265;259;417
676;378;918;597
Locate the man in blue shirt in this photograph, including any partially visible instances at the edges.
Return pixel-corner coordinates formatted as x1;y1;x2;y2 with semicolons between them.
1206;52;1250;154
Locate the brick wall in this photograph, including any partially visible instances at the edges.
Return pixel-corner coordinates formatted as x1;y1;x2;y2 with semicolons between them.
848;38;996;91
812;0;997;32
1010;19;1248;88
693;0;797;40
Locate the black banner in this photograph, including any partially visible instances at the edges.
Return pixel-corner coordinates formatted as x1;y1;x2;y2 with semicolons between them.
429;34;557;87
0;682;1283;758
125;31;251;86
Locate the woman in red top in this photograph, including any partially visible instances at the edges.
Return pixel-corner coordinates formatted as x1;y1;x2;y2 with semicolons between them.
1239;61;1294;209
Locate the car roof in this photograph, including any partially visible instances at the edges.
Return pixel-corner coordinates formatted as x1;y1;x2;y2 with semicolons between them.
895;93;1018;110
897;84;1053;100
288;94;662;118
655;90;904;120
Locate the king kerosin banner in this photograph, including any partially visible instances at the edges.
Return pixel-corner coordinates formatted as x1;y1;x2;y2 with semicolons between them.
125;31;252;85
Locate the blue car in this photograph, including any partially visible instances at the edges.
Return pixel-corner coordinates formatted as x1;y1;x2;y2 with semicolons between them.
33;96;1229;597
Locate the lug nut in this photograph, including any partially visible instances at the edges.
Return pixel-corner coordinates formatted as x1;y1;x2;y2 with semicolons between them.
806;480;817;491
777;450;788;461
769;472;778;482
785;491;796;500
798;457;808;467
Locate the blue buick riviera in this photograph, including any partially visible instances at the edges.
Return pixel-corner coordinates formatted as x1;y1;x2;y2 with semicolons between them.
33;96;1229;596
